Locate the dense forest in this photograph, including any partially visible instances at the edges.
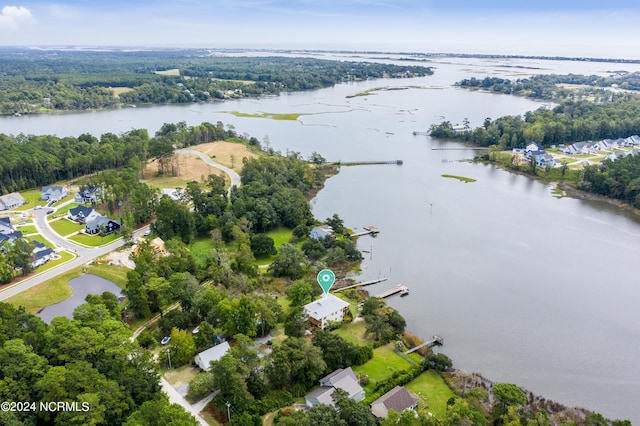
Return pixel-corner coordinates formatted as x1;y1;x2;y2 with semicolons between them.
581;154;640;208
0;48;432;115
0;301;199;425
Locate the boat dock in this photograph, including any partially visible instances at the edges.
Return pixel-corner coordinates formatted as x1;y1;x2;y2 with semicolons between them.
375;284;409;298
331;160;403;166
403;335;444;354
350;225;380;237
333;277;388;292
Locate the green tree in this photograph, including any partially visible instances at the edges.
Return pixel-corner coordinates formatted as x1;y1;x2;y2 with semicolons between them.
159;328;197;368
266;337;326;389
286;280;315;306
269;243;308;279
250;233;277;257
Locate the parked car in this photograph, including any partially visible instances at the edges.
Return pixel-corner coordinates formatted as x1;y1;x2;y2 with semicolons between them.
161;336;170;345
143;229;151;236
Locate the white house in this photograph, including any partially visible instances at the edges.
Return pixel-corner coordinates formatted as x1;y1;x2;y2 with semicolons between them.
310;225;334;240
371;386;420;419
304;293;350;330
305;367;365;408
0;192;25;211
41;186;67;201
194;341;230;371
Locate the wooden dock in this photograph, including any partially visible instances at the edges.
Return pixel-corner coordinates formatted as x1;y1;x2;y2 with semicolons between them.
333;277;388;292
375;284;409;298
403;335;444;354
413;131;429;136
350;225;380;237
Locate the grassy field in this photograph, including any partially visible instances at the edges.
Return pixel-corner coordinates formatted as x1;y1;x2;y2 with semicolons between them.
254;227;295;266
155;68;180;76
49;218;84;236
353;345;415;393
405;371;456;419
111;87;134;96
70;232;120;247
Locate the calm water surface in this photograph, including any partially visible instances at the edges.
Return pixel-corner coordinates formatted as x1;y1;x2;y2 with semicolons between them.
4;54;640;422
37;274;122;324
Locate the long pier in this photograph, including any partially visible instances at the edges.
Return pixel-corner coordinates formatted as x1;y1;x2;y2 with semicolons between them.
331;160;403;166
375;284;409;298
333;277;388;292
413;131;429;136
403;335;444;354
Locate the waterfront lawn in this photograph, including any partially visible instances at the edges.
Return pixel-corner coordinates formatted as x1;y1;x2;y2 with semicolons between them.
333;319;373;346
405;371;456;419
6;266;82;313
353;345;414;392
85;263;129;288
49;218;84;236
69;232;120;246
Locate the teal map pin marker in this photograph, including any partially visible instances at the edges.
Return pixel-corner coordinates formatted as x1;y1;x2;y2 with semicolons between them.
317;269;336;294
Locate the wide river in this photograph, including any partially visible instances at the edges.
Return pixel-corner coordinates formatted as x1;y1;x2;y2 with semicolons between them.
2;53;640;422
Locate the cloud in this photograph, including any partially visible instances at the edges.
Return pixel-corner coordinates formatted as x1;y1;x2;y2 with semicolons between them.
0;5;34;30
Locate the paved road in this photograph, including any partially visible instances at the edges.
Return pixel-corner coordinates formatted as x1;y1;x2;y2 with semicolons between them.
0;207;148;301
176;148;241;193
160;377;213;426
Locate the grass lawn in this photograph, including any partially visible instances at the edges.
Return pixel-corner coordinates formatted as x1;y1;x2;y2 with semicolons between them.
6;265;84;313
353;345;414;393
405;371;456;419
85;264;129;288
49;218;84;236
190;237;216;268
12;189;43;211
254;227;295;266
69;232;120;247
333;320;373;346
164;364;199;388
37;251;75;273
15;225;37;235
26;234;53;248
6;261;128;314
51;202;81;218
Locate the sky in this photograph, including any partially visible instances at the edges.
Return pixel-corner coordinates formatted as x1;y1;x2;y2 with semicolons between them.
1;1;640;58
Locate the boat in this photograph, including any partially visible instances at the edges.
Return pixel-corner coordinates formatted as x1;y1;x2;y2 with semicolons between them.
400;287;409;297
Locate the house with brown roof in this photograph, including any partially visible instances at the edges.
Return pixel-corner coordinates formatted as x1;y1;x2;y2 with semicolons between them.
370;385;420;419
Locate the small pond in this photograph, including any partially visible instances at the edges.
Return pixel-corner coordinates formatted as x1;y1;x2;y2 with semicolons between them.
37;274;123;323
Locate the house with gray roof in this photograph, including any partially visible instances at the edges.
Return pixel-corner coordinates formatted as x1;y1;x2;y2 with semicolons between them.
304;293;350;330
41;186;67;201
194;341;230;371
68;205;101;223
0;192;25;211
30;247;54;268
310;225;334;240
85;215;121;235
0;217;15;234
371;386;420;419
305;367;365;408
74;186;103;204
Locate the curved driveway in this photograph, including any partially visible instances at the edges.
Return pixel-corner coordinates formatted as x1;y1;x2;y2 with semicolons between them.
176;148;241;194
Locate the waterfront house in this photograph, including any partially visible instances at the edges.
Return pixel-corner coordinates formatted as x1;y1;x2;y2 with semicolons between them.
41;186;67;201
370;386;420;419
68;205;101;223
535;153;557;168
525;142;544;153
305;367;365;408
74;186;103;204
304;293;350;330
310;225;334;240
85;216;121;235
194;341;230;371
0;192;25;211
